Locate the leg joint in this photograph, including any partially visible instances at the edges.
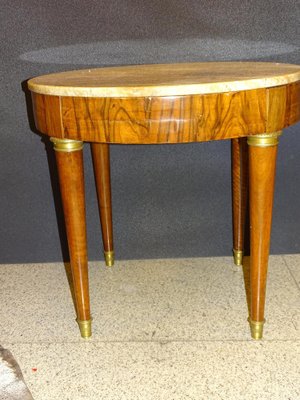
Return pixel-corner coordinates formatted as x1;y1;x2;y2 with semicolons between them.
247;131;282;147
50;137;83;152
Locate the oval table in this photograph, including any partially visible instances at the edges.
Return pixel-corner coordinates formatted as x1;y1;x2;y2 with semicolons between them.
28;62;300;339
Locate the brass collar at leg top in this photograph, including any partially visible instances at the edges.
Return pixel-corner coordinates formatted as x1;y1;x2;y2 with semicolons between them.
50;138;84;152
247;131;282;147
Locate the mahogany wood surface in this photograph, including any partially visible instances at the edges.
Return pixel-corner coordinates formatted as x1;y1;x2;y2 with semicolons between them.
249;144;278;322
31;81;300;144
231;138;248;253
91;143;114;254
55;149;91;321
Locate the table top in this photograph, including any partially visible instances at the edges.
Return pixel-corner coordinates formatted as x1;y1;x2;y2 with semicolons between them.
28;62;300;98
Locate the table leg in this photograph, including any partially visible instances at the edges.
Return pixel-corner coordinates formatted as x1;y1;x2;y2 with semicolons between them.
247;132;281;339
231;138;248;266
50;138;92;338
91;143;114;267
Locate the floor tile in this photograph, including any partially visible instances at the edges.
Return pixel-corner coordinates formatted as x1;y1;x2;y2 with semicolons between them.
3;341;300;400
283;254;300;289
1;256;300;342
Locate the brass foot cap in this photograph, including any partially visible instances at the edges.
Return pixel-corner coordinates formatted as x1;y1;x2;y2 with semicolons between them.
233;249;243;266
77;318;92;339
104;250;114;267
249;318;265;340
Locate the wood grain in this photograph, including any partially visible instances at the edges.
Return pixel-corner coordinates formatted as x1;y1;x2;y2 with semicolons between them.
55;149;91;321
61;89;266;143
31;81;300;143
266;85;287;133
91;143;113;254
28;62;300;97
285;81;300;127
231;138;248;253
249;144;278;322
266;82;300;132
32;93;63;137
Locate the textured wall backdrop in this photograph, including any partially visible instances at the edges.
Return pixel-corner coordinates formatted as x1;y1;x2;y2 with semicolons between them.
0;1;299;263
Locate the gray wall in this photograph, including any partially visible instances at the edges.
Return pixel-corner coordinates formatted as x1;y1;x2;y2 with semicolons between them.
1;1;300;263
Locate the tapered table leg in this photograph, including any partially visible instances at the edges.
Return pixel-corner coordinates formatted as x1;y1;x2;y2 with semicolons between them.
91;143;114;267
51;138;92;338
231;138;248;266
247;132;281;339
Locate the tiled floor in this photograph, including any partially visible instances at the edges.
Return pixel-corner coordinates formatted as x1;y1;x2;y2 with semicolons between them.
1;255;300;399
